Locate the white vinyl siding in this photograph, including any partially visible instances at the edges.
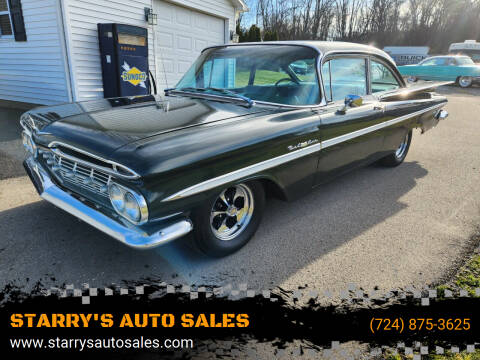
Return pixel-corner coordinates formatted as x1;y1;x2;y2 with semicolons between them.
0;0;239;105
0;0;70;105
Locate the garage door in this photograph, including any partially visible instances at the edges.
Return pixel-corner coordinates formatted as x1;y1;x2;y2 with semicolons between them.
153;1;226;91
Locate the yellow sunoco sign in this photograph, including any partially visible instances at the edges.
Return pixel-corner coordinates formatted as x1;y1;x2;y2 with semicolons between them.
121;67;147;87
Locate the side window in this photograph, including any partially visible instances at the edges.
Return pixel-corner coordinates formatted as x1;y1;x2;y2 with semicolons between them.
371;60;401;93
422;58;445;66
434;58;447;66
447;58;457;66
421;59;436;66
322;58;367;102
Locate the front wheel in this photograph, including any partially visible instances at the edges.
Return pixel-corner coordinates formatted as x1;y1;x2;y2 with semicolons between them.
379;130;412;167
192;181;265;257
458;76;473;88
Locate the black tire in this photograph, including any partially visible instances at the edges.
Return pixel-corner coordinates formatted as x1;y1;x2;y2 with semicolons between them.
192;181;265;257
379;130;412;167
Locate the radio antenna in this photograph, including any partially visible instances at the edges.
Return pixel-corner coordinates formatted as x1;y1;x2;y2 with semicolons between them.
159;53;169;92
151;26;169;94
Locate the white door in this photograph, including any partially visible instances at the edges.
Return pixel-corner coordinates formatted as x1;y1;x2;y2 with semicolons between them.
153;1;226;91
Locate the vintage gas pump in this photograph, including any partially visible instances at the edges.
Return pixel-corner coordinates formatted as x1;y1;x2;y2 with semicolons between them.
98;23;150;98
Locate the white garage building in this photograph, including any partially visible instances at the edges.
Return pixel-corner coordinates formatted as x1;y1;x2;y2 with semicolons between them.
0;0;247;106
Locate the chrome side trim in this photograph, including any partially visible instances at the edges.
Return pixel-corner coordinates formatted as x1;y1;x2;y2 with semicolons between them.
163;103;445;202
25;157;192;249
322;103;445;149
163;143;321;201
48;141;140;180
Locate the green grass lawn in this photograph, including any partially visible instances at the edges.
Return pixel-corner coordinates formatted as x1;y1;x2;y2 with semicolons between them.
452;255;480;296
235;70;289;87
235;70;315;87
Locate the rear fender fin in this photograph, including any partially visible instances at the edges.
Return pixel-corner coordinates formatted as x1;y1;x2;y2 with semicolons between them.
379;81;453;102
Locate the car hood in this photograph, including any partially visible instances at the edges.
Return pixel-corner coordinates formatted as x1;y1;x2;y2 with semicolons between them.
28;95;273;157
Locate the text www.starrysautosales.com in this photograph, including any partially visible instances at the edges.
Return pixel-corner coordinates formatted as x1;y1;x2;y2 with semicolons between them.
10;336;194;351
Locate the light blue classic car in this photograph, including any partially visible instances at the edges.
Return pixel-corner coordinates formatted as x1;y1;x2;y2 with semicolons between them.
398;55;480;88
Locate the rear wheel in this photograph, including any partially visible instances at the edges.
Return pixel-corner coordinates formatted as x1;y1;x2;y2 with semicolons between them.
407;76;417;84
192;181;265;257
379;130;412;167
458;76;473;88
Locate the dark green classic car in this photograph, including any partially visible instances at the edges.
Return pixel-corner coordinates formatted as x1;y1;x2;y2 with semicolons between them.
21;41;449;257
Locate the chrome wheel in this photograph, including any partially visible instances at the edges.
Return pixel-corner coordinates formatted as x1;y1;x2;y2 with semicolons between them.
459;76;472;88
407;76;417;83
395;133;410;159
210;184;254;241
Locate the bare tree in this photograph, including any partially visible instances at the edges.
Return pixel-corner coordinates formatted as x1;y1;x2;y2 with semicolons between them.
245;0;480;52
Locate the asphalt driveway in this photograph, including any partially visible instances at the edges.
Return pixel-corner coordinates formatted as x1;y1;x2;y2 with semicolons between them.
1;86;479;297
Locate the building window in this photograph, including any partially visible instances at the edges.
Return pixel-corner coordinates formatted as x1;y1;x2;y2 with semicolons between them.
0;0;13;37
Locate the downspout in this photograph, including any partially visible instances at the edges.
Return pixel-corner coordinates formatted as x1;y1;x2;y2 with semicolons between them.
58;0;76;102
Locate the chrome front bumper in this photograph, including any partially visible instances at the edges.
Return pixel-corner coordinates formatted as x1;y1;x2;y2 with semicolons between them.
24;156;193;249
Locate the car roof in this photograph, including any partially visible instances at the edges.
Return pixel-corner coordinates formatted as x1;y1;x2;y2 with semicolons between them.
425;55;470;59
204;40;395;65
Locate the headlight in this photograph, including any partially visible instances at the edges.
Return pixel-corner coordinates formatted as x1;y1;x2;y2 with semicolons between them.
108;183;148;224
22;131;37;157
124;192;141;222
109;184;125;212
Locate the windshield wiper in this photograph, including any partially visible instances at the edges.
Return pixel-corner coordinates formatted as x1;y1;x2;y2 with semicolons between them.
165;87;254;108
204;87;254;107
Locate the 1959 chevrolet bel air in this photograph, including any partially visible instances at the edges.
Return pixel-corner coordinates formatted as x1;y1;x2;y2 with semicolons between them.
21;41;449;257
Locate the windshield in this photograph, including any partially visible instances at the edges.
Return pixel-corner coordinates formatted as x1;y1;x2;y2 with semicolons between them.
174;45;321;106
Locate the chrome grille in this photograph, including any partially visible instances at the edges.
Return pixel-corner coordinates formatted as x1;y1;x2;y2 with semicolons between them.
42;150;111;198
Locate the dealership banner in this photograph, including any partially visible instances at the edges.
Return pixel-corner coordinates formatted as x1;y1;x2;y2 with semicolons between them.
2;281;479;357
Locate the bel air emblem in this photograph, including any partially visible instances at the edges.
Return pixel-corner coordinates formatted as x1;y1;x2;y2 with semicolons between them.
288;139;319;151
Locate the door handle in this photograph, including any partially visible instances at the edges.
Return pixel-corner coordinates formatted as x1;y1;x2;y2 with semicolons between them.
373;104;385;111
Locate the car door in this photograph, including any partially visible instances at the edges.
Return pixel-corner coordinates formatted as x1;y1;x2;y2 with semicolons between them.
315;56;387;185
432;57;456;81
419;57;448;80
444;58;462;81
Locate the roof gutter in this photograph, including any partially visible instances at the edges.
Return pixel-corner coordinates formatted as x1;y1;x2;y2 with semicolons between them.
231;0;248;12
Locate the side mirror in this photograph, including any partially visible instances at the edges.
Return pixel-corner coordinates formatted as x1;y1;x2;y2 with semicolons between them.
337;95;363;114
